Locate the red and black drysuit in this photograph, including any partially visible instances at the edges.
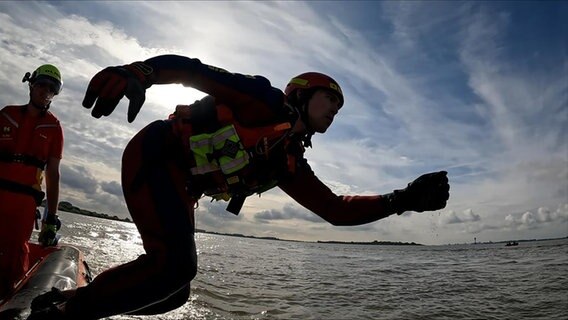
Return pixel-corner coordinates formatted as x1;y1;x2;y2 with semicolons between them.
65;55;395;319
0;106;63;298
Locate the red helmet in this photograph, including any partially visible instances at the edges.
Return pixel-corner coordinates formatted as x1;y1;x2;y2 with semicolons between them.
284;72;344;107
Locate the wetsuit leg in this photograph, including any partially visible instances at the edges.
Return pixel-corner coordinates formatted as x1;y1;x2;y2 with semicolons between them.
0;191;35;298
127;285;191;315
65;120;197;319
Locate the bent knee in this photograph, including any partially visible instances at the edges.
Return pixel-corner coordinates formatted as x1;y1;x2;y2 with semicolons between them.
152;252;197;290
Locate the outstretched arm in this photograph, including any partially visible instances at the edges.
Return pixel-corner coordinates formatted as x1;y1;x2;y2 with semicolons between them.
146;55;279;107
279;170;391;226
279;169;449;226
82;55;285;123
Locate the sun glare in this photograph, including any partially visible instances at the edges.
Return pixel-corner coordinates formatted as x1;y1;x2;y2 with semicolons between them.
147;85;207;112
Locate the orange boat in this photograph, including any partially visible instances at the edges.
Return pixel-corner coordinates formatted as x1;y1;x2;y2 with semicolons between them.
0;242;92;319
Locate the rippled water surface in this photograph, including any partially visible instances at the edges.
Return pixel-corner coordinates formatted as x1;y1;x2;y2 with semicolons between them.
40;212;568;320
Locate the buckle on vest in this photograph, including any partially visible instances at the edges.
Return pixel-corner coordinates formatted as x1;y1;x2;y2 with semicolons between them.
220;140;239;158
206;140;239;162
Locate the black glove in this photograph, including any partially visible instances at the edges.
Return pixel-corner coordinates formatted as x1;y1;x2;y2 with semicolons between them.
28;287;68;320
386;171;450;215
38;214;62;247
82;61;154;123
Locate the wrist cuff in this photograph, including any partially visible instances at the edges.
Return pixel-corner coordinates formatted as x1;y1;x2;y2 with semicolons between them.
44;214;59;224
384;190;407;215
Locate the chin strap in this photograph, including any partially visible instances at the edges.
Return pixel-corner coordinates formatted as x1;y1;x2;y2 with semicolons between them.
299;103;315;148
284;101;313;148
302;133;313;148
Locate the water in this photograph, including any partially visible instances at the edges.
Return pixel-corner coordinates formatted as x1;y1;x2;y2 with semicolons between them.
35;212;568;320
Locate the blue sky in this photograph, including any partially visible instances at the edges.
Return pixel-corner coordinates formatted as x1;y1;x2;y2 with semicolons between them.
1;1;566;245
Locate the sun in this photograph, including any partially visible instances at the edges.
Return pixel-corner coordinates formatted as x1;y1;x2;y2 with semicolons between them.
146;84;207;114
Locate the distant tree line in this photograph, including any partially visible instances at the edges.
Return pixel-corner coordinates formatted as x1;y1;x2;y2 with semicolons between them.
41;200;132;223
46;201;422;245
317;240;422;246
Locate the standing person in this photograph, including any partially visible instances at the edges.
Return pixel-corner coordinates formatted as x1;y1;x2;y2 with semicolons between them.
30;55;449;319
0;65;64;299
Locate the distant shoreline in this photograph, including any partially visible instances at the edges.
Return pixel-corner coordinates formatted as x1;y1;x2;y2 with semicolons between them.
50;201;567;246
44;200;132;223
51;201;422;245
195;229;423;245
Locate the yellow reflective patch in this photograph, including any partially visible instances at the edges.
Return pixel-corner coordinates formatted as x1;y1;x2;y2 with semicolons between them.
330;82;343;95
290;78;309;86
189;125;249;175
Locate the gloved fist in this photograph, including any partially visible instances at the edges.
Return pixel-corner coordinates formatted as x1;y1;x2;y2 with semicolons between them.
82;61;154;123
387;171;450;215
38;214;61;247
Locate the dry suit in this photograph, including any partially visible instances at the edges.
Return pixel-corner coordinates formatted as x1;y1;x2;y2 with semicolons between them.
0;105;63;297
63;55;388;318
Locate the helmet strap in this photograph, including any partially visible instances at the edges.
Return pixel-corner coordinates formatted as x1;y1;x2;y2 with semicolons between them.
299;100;316;148
296;90;315;131
302;132;313;148
288;89;316;148
300;103;315;131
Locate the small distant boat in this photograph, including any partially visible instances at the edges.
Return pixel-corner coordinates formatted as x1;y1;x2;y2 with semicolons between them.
0;242;92;319
505;241;519;247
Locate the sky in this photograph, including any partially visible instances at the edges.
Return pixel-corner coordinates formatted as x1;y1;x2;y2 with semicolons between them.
0;1;566;245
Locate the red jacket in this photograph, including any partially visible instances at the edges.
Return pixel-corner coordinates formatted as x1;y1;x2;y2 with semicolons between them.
0;105;63;191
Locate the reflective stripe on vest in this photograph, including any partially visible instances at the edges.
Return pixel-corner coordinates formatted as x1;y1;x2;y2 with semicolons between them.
1;110;19;127
36;123;59;129
189;125;249;175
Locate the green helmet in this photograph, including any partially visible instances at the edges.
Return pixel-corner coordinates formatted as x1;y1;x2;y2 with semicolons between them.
26;64;63;94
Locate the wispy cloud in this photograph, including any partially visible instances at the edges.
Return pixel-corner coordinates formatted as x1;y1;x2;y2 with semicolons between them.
1;1;565;244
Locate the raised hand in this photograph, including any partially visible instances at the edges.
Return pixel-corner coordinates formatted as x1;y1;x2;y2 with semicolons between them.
82;62;153;123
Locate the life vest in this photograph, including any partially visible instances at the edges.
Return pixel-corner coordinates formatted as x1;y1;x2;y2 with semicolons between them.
172;96;304;215
0;105;63;205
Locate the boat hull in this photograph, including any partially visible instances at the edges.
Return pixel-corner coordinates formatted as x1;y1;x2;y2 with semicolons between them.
0;243;91;319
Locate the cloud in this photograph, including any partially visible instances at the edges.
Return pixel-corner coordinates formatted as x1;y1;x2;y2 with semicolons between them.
1;2;565;244
441;209;481;225
60;164;99;195
195;200;243;230
100;181;122;198
254;204;326;224
505;204;568;231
